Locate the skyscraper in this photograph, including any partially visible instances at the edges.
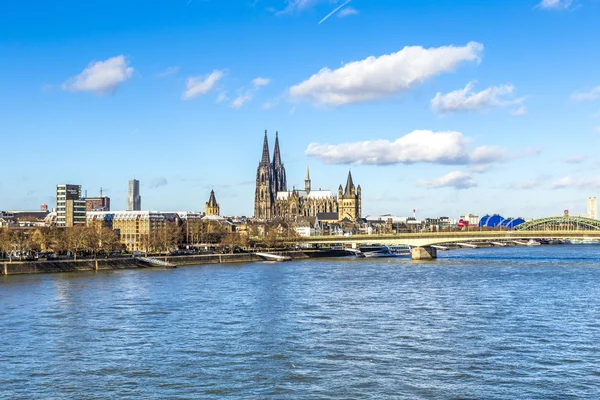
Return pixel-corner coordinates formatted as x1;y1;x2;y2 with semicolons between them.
587;197;598;220
127;179;141;211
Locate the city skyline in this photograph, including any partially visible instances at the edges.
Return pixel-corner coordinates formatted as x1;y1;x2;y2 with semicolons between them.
1;0;600;218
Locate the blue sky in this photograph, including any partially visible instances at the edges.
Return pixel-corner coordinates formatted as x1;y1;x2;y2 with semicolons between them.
1;0;600;219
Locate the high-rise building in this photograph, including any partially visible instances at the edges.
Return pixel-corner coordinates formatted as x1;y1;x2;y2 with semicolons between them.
85;188;111;211
56;184;86;227
127;179;141;211
588;197;598;220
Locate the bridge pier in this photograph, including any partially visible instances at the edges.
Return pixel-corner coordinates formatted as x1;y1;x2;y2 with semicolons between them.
411;246;437;260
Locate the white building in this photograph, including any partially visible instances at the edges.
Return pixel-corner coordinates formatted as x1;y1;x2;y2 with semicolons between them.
588;197;598;220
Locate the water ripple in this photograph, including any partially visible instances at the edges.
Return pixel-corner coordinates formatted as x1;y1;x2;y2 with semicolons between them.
1;245;600;398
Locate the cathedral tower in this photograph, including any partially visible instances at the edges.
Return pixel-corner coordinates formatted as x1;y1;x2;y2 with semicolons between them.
272;131;287;193
254;130;275;219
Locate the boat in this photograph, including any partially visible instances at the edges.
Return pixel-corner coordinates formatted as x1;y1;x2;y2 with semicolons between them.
359;245;397;258
388;245;412;256
569;238;599;245
526;239;541;246
304;248;365;258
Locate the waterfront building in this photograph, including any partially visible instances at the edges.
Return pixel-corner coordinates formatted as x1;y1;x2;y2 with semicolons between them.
87;211;179;252
588;197;598;220
205;190;220;216
56;184;86;227
254;130;362;222
460;213;480;226
85;196;111;211
127;179;141;211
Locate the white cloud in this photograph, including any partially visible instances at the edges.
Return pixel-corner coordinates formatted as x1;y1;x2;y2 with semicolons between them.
551;176;600;189
252;77;271;87
468;145;510;164
263;99;278;110
572;85;600;102
537;0;574;9
511;179;541;190
231;92;254;109
562;154;587;164
216;92;228;103
431;81;523;114
278;0;323;14
417;171;477;190
338;6;358;17
230;76;271;109
510;106;527;116
157;66;180;77
289;41;484;106
62;55;134;95
305;129;507;166
182;70;225;100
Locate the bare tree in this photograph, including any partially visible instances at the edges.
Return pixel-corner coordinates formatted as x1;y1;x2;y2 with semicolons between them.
153;221;182;259
0;228;14;263
64;225;90;261
139;233;151;256
220;233;243;253
12;230;31;261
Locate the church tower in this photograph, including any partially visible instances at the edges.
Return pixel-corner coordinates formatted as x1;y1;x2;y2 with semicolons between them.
272;131;287;193
205;190;220;216
338;170;361;221
304;165;311;193
254;130;275;219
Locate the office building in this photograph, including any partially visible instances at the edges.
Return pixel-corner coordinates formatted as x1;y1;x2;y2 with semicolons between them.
588;197;598;220
56;184;86;227
127;179;141;211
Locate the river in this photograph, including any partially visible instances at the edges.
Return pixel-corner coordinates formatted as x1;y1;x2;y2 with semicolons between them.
1;245;599;399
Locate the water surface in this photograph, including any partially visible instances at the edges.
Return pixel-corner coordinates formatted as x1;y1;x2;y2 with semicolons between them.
1;245;599;399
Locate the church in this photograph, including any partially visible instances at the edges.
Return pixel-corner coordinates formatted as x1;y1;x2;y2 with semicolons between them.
253;130;362;222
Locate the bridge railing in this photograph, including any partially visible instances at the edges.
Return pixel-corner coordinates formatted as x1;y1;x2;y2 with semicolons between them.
297;230;600;242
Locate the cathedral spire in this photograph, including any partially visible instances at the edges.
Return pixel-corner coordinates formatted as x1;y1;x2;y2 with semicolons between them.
304;165;311;193
261;129;270;164
273;131;282;166
344;170;354;196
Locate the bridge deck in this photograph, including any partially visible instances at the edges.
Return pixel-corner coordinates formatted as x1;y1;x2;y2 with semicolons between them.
297;231;600;247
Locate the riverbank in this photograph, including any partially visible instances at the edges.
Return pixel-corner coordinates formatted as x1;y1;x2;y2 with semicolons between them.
1;251;311;275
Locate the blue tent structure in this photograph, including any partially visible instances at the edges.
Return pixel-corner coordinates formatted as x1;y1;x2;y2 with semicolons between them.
479;215;526;229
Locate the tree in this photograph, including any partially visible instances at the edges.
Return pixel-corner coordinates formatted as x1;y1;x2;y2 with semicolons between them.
139;233;151;256
64;225;90;261
187;220;207;246
205;220;227;244
31;227;57;253
0;228;14;263
153;221;182;259
220;233;243;253
11;230;31;260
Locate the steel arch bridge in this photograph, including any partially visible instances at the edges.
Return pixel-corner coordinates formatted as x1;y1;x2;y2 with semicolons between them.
514;216;600;231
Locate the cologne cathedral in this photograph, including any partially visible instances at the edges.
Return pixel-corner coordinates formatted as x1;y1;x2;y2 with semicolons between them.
253;130;362;222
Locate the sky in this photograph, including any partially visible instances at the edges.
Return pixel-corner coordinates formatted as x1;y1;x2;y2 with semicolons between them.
1;0;600;219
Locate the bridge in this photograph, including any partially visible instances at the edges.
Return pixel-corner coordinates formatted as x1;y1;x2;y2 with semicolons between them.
298;216;600;260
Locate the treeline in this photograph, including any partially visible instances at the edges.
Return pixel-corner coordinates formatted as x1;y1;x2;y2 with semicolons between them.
0;226;120;262
0;219;303;263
